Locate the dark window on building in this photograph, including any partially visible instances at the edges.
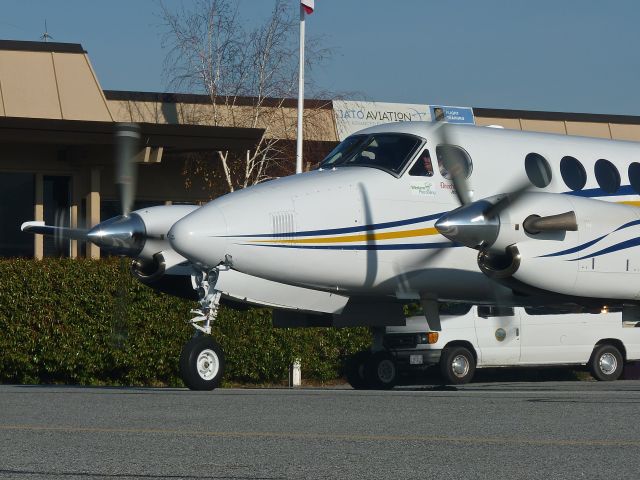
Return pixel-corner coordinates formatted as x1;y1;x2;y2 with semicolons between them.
560;156;587;191
0;173;35;257
629;163;640;194
594;159;620;194
435;145;473;179
408;149;434;177
43;175;71;257
525;153;552;188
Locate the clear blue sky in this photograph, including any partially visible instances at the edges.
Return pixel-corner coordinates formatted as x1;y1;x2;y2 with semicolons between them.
1;0;638;115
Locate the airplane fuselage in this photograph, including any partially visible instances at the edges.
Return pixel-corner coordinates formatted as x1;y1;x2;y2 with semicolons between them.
169;122;640;305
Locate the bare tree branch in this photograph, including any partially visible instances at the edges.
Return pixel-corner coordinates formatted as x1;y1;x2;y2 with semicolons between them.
160;0;335;194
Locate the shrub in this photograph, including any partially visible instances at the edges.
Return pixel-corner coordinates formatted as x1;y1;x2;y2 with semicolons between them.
0;258;370;386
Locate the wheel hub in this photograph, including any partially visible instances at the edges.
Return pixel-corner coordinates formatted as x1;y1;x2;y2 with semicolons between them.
451;355;470;378
377;359;396;383
599;352;617;375
197;349;220;381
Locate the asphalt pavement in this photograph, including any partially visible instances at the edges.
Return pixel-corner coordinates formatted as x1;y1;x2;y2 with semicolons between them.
1;381;640;479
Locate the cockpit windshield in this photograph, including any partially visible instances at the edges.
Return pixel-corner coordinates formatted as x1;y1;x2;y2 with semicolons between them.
320;133;423;175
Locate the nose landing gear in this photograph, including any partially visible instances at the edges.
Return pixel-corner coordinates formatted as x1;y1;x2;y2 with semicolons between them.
180;268;226;390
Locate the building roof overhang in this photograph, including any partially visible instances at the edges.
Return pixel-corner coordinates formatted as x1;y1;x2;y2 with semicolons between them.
0;116;265;153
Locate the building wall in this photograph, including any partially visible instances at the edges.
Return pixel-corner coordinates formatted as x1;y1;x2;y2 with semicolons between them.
475;113;640;142
106;97;337;142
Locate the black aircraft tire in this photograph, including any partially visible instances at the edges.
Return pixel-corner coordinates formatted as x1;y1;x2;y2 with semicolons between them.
364;351;398;390
589;344;623;381
440;346;476;385
179;335;225;391
346;350;371;390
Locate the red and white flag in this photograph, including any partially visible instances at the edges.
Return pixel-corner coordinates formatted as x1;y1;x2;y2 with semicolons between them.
301;0;314;14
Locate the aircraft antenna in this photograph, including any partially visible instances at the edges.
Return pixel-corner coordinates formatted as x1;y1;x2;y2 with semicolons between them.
40;20;53;42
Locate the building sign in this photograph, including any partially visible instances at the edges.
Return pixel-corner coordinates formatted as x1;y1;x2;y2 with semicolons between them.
333;100;431;140
333;100;475;140
430;105;475;124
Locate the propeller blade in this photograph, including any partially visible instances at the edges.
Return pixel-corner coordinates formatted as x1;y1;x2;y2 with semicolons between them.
110;256;130;350
115;123;141;217
432;122;472;206
482;179;531;220
21;221;88;240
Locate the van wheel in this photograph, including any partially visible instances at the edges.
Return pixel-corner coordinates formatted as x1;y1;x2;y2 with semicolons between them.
364;351;398;390
345;350;371;390
440;346;475;384
590;344;623;381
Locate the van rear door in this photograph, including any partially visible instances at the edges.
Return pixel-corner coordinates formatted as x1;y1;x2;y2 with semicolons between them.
474;306;521;365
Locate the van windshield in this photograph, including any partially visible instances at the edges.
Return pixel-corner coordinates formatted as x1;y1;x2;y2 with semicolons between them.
320;133;423;175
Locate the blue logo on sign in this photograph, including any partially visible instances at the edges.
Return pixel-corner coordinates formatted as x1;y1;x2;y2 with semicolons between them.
430;106;475;124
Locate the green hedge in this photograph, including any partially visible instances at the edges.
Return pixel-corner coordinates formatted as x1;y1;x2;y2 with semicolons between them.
0;258;371;387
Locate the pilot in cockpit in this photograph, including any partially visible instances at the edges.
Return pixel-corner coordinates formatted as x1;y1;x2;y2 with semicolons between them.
408;149;434;177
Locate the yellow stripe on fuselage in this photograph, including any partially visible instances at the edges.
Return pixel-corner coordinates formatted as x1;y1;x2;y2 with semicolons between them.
618;201;640;207
252;227;440;244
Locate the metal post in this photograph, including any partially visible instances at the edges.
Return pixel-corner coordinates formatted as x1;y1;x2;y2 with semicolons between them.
295;4;305;174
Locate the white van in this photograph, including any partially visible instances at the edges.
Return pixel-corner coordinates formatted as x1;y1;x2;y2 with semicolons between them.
345;305;640;389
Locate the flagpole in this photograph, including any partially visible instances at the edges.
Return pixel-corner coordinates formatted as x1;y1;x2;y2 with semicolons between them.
295;3;305;174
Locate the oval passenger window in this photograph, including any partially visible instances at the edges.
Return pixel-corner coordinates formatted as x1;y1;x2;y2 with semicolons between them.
435;145;473;180
594;159;620;194
560;156;587;191
629;163;640;194
525;153;552;188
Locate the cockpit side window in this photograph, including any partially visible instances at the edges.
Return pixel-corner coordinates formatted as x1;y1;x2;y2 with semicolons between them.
320;133;423;176
408;149;434;177
435;145;473;179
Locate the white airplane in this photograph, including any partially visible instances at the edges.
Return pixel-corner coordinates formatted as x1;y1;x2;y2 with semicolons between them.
22;120;640;390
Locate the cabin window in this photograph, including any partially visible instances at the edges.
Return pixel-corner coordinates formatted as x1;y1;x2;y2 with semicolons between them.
408;149;434;177
525;153;552;188
435;145;473;179
594;159;620;194
629;163;640;194
560;156;587;191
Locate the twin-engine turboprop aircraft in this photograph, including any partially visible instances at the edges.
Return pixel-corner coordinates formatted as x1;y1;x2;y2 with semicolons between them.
22;120;640;390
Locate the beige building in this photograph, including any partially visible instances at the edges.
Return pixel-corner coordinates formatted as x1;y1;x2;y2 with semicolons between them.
2;39;640;259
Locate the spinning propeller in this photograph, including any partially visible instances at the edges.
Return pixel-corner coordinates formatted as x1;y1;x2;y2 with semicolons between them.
432;123;577;251
22;123;147;257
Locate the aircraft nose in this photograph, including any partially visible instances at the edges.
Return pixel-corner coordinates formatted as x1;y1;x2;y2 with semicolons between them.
168;204;228;267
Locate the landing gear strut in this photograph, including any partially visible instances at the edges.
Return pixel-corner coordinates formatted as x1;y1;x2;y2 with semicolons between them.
180;268;226;390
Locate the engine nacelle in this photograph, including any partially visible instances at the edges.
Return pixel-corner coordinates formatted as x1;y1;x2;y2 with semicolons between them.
483;193;640;301
126;205;200;299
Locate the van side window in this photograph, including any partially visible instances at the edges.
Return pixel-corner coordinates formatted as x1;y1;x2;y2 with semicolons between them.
408;149;434;177
524;305;585;315
439;303;472;316
478;306;515;318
